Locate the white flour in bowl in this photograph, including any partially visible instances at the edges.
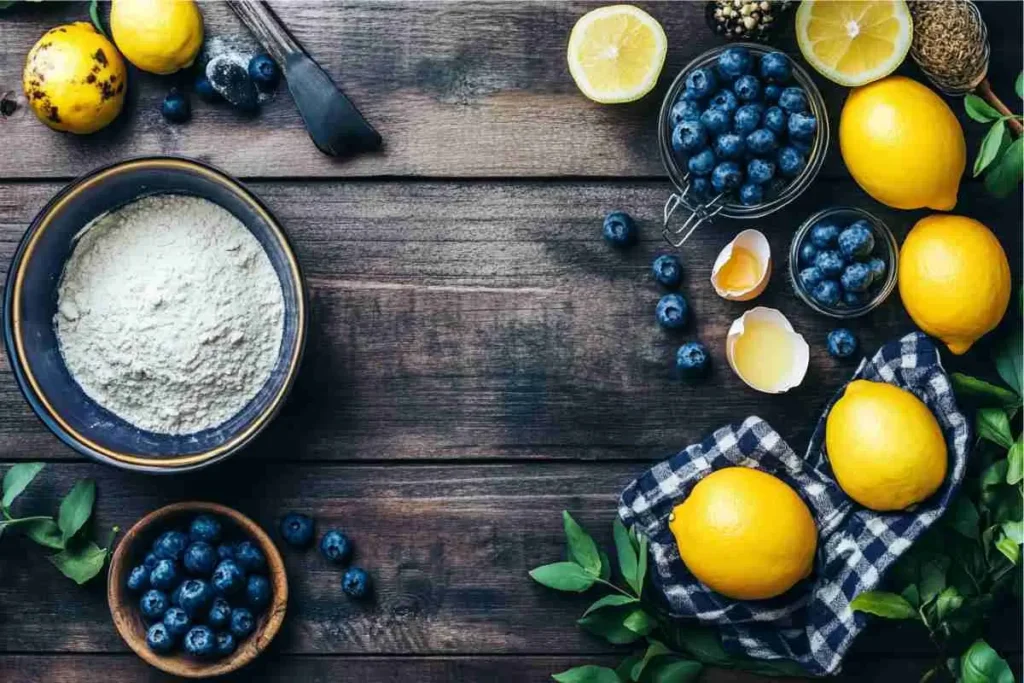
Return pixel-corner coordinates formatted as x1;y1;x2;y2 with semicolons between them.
55;194;285;435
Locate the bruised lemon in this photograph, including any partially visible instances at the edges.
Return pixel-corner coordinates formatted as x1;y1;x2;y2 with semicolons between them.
111;0;204;75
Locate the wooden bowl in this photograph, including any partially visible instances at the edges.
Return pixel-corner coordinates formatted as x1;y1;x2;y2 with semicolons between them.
108;502;288;678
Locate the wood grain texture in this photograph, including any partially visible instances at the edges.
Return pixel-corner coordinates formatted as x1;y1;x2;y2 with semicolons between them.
0;180;1020;462
0;1;1020;179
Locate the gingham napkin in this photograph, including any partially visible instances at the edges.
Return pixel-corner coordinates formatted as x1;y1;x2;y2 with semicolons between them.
618;332;971;675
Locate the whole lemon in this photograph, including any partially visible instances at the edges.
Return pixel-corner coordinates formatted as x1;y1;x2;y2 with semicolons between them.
826;380;947;511
22;23;127;134
668;467;817;601
899;214;1011;355
840;76;965;211
110;0;203;75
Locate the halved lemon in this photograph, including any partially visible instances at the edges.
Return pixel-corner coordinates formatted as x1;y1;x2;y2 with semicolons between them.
796;0;912;87
567;4;667;104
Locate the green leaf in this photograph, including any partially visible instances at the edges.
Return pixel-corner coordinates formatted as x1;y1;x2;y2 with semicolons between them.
1002;521;1023;544
0;2;18;10
949;496;981;539
1008;439;1023;485
995;330;1023;396
2;463;44;509
935;586;964;621
995;534;1020;565
974;120;1007;177
47;541;108;585
901;584;921;608
530;562;596;593
563;511;602;577
577;607;646;645
582;594;638;617
977;408;1014;449
1017;72;1023;99
616;656;642;682
644;660;702;683
662;625;807;676
599;550;612;582
952;373;1021;408
57;480;95;544
622;608;655;636
0;515;59;531
964;94;1001;123
21;518;65;550
631;639;673;681
613;519;639;594
981;460;1009;489
920;557;950;603
88;0;108;38
551;665;621;683
850;591;918;620
960;639;1015;683
985;137;1024;198
635;532;648;598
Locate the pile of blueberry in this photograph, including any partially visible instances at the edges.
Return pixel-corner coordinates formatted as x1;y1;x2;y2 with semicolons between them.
279;512;371;599
796;216;889;310
128;514;272;659
162;53;281;124
668;46;817;207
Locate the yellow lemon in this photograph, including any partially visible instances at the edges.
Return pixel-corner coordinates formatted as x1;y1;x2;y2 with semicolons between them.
668;467;817;601
111;0;203;75
899;214;1011;355
839;76;965;210
796;0;913;87
567;4;667;104
22;23;127;134
826;380;947;511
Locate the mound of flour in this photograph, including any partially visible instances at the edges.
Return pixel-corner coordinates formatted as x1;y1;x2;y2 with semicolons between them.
55;194;284;435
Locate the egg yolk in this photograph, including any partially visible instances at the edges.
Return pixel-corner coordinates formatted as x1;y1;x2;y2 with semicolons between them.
715;246;762;291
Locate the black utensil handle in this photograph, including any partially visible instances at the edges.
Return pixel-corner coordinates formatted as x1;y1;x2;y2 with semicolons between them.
226;0;300;66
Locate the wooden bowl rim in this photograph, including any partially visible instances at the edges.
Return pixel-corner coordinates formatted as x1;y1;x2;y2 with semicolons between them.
107;501;288;678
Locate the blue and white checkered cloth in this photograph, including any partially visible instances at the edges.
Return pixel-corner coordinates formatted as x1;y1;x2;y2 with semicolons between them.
618;332;971;675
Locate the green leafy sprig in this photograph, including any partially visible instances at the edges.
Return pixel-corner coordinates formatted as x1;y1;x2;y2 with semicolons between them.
964;74;1023;198
1;463;118;584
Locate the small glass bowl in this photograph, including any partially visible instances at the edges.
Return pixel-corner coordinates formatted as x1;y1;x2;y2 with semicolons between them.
657;42;830;221
789;206;899;319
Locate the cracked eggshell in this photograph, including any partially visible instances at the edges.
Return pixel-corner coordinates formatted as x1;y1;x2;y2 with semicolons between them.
710;229;771;301
726;307;809;394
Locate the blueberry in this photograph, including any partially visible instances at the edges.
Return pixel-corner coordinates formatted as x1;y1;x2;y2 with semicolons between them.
194;75;221;103
814;250;845;278
178;578;215;618
827;329;859;358
778;87;808;113
170;583;184;607
127;565;149;592
248;53;280;91
652;254;683;288
809;221;841;248
681;87;704;102
655;294;689;330
733;103;763;134
790;137;812;154
684;67;717;99
798;266;825;290
212;560;246;596
163;607;191;639
140;589;170;621
762;106;786;135
184;542;217;576
217;544;235;561
161;89;190;124
246;574;272;611
799;242;819;266
279;512;315;548
733;74;761;102
717;46;753;80
215;631;237;658
675;341;710;380
710;161;743;193
738;183;763;206
777;146;806;177
840;262;874;293
207;54;259;111
672;120;708;155
699;107;730;135
189;515;222;544
153;531;189;561
763;84;782;103
144;553;160;569
229;608;256;639
787;111;817;140
746;158;775;185
746;129;777;155
208;597;232;629
149;559;179;591
183;625;217;658
760;52;793;83
688;149;716;176
838;221;875;259
690;177;712;200
670;99;702;126
867;257;887;282
602;210;639;247
146;622;175;654
842;290;870;308
811;280;841;307
342;567;372;599
714;132;746;160
708;89;739;115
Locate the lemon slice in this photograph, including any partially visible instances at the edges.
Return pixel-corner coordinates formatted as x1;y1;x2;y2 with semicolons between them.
567;4;667;104
796;0;912;87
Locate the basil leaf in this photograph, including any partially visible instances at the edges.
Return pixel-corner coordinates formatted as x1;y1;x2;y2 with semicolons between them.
631;639;673;681
21;518;65;550
1017;72;1023;99
901;584;921;608
995;329;1023;397
1008;438;1023;485
551;665;621;683
581;593;637;617
622;608;655;636
598;550;611;582
2;463;44;509
949;496;981;539
974;120;1007;177
960;639;1014;683
644;659;702;683
985;137;1024;198
57;479;95;543
977;408;1014;449
577;606;646;645
563;511;601;577
635;531;648;599
995;535;1020;565
964;94;1000;123
850;591;918;619
48;541;108;585
613;518;639;594
529;562;596;593
951;373;1021;407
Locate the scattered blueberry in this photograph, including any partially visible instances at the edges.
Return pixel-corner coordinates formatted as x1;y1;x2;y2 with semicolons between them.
814;250;845;278
193;75;220;103
762;106;786;135
733;103;763;134
763;84;782;103
652;254;683;288
690;177;712;200
688;149;716;176
279;512;315;548
153;531;189;561
342;567;372;599
178;579;215;618
840;262;874;292
127;565;149;592
746;158;775;185
714;132;745;160
733;74;761;102
709;88;739;115
246;574;272;610
183;625;217;658
738;183;763;206
760;52;792;83
799;242;818;266
867;257;887;282
146;622;175;653
212;559;246;596
827;329;859;359
670;99;702;126
699;107;730;135
672;120;707;155
217;543;235;561
787;111;817;140
149;559;179;591
809;221;841;248
676;341;710;380
161;89;190;124
842;290;870;308
163;607;191;639
215;631;237;658
229;608;256;639
811;280;841;307
711;161;743;193
745;128;777;155
655;294;689;330
248;53;280;91
717;46;753;79
144;553;160;569
777;146;806;177
602;211;637;247
208;597;233;629
778;86;808;113
141;589;170;621
206;54;259;111
798;266;825;290
189;515;222;544
838;221;875;259
184;542;217;576
685;67;718;99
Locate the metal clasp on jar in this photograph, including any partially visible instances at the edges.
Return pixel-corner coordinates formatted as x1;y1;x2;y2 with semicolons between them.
662;177;726;248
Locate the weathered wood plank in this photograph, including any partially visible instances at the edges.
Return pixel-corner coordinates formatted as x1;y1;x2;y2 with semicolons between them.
0;1;1019;179
0;462;1020;658
0;180;1020;461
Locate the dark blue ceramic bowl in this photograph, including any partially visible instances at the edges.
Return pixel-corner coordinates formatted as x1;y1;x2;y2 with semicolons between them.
2;158;307;473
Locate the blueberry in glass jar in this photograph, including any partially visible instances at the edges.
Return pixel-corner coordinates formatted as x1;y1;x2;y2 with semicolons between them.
699;107;730;135
690;177;712;200
733;103;763;134
763;83;782;103
711;161;743;193
162;606;191;639
809;220;841;248
656;294;689;330
760;52;793;83
778;86;808;113
189;514;222;544
688;149;716;176
717;46;753;80
814;250;845;278
812;280;841;307
149;558;179;591
738;183;763;206
183;625;217;658
602;211;637;247
676;341;710;380
714;132;745;160
670;99;702;126
746;158;775;185
867;256;887;281
777;146;806;177
838;221;875;259
672;120;708;155
708;88;739;115
140;589;170;621
762;106;786;135
787;111;817;140
843;290;869;308
840;262;874;292
746;129;777;155
685;67;718;99
798;242;818;266
146;622;175;653
827;329;859;358
733;74;761;102
652;254;683;288
798;266;824;290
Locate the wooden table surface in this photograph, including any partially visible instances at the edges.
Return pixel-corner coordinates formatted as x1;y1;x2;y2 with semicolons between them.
1;2;1021;681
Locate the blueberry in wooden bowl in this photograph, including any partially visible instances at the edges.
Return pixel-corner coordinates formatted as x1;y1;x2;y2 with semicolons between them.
108;502;287;678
